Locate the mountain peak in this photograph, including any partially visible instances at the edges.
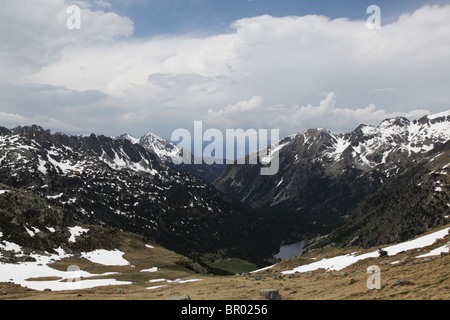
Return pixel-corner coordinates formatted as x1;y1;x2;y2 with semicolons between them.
139;131;181;161
417;110;450;125
11;124;46;134
378;116;410;129
117;133;140;145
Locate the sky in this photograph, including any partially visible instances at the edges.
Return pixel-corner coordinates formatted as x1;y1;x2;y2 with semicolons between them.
1;0;450;144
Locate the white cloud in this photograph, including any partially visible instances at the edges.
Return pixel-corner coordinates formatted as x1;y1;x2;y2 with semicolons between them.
0;0;133;84
94;0;112;8
203;92;431;135
1;3;449;138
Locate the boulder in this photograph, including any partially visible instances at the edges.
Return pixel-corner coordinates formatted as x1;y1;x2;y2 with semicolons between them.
259;289;282;300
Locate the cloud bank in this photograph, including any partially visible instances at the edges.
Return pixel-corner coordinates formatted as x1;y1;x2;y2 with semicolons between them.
1;1;449;138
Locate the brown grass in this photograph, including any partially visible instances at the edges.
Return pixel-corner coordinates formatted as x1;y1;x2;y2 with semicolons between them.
1;227;449;300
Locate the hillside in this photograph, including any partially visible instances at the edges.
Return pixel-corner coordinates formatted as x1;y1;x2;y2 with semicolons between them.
1;222;448;300
214;111;450;247
310;141;450;250
0;182;448;300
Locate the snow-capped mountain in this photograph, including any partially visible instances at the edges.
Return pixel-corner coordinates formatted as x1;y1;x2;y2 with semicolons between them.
0;126;269;261
214;111;450;245
321;111;450;177
311;139;450;250
0;111;448;264
118;132;225;183
120;132;183;164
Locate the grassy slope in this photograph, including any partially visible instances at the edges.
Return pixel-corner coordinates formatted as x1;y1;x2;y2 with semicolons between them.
1;225;448;300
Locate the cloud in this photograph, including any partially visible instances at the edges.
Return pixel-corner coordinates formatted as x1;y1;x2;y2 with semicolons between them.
203;92;431;135
94;0;112;8
0;0;133;84
206;96;264;121
0;112;28;125
1;3;449;138
368;88;398;94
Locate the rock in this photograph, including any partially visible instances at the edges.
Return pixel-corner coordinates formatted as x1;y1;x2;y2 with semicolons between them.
190;262;208;274
169;295;191;301
400;255;410;263
348;277;357;285
392;279;414;287
259;289;282;300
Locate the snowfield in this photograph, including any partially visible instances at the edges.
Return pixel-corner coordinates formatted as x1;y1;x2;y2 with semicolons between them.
0;225;198;292
81;249;130;266
0;248;132;291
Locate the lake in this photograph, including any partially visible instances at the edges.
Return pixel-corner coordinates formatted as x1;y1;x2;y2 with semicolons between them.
274;240;309;260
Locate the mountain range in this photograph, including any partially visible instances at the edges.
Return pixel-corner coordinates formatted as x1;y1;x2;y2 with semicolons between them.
0;110;449;268
0;126;270;265
214;111;450;249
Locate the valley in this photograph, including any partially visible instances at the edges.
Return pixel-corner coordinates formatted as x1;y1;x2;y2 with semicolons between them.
0;111;449;300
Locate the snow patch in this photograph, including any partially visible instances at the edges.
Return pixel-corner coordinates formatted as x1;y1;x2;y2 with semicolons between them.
0;251;131;292
146;278;202;290
0;240;23;254
328;137;351;160
81;249;130;266
47;193;63;200
275;178;284;189
68;226;89;243
279;227;450;275
416;243;450;258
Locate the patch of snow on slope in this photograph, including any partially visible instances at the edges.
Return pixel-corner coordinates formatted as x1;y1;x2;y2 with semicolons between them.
278;227;450;274
0;250;131;291
81;249;130;266
140;267;158;273
0;240;23;254
261;142;289;164
68;226;89;243
328;136;350;160
416;243;450;258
